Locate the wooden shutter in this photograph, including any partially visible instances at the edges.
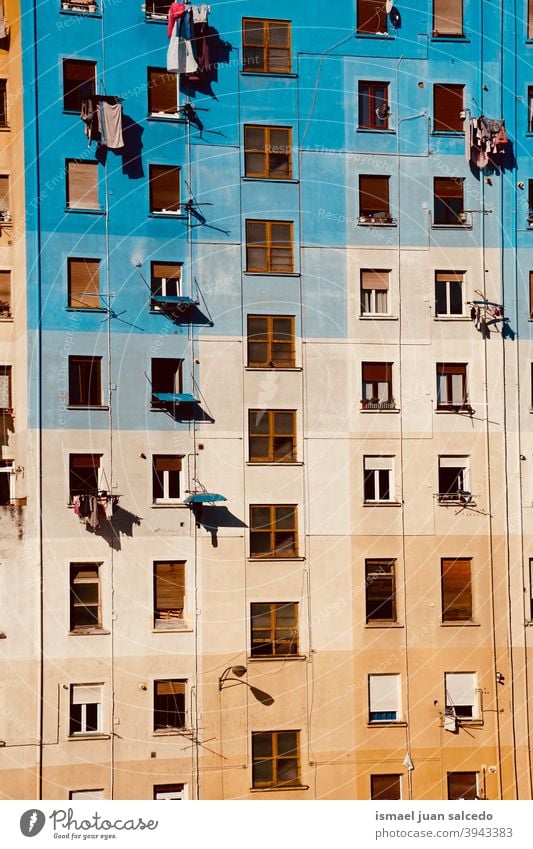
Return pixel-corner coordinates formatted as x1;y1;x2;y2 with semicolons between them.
434;85;463;132
155;562;185;610
67;162;98;210
435;271;463;283
0;175;9;211
433;0;463;34
148;69;177;114
155;680;185;696
154;457;182;471
360;175;389;214
362;362;392;382
529;0;533;40
435;177;463;198
71;454;100;468
371;775;401;800
442;558;472;620
361;270;389;290
447;772;477;800
152;263;181;281
68;259;100;309
0;270;10;308
358;0;386;33
150;165;180;212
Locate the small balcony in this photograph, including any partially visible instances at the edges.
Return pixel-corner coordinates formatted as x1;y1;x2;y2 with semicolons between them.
61;0;98;11
361;398;397;411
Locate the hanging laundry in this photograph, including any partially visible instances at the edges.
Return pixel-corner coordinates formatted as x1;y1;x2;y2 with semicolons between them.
81;97;100;144
188;4;211;78
167;7;198;75
99;101;124;149
466;115;508;169
167;2;186;37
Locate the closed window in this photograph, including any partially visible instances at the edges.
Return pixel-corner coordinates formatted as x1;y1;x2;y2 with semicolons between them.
145;0;172;18
369;674;400;722
0;364;11;411
252;730;300;788
441;558;472;622
154;680;186;730
148;68;178;115
69;684;103;735
438;456;469;501
364;456;394;503
435;271;464;316
69;454;102;498
68;356;102;407
248;409;296;463
357;0;387;33
371;775;401;800
0;175;10;221
68;259;101;310
447;772;478;800
359;175;390;220
66;160;99;210
434;177;465;225
247;315;295;368
153;784;187;800
149;165;180;213
246;220;293;273
151;358;183;407
70;564;101;632
0;270;10;317
242;18;291;74
251;602;298;656
0;80;7;128
244;125;292;179
154;561;185;629
433;84;464;132
152;455;182;502
361;270;389;315
250;504;298;558
358;81;389;129
445;672;478;719
365;559;396;622
63;59;96;111
436;363;467;409
362;362;393;405
433;0;463;36
151;262;181;307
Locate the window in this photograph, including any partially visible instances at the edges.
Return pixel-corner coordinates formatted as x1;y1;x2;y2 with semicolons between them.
529;0;533;40
0;270;11;317
433;84;464;132
433;0;463;36
152;455;182;502
0;80;7;128
445;672;478;720
151;262;181;305
63;59;96;111
247;315;295;368
245;220;293;273
359;175;391;221
154;561;185;629
244;125;292;179
447;772;478;800
69;454;102;498
148;68;178;116
435;271;464;316
250;602;298;656
362;362;393;406
361;270;389;315
145;0;172;18
358;81;389;129
368;674;400;722
438;456;470;502
242;18;291;74
441;558;472;622
149;165;180;214
248;409;296;463
68;259;101;310
529;272;533;317
249;504;298;558
154;680;186;730
433;177;465;225
69;790;104;800
251;730;300;788
69;684;102;735
436;363;467;409
529;181;533;224
153;784;187;800
371;775;401;800
363;457;394;503
66;160;99;210
365;559;396;622
70;564;101;632
357;0;387;33
529;559;533;620
0;364;11;411
0;175;10;221
151;358;183;407
0;460;13;505
68;356;102;407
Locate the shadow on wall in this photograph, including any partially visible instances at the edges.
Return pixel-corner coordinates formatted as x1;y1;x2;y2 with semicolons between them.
182;27;233;102
96;115;145;179
194;504;246;548
87;504;142;551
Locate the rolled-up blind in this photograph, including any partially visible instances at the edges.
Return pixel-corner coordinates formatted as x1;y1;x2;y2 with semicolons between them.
433;0;463;34
156;680;185;696
439;456;466;468
155;562;185;609
442;558;472;621
445;672;475;707
72;684;102;705
67;162;98;210
68;259;100;309
0;175;9;211
361;270;389;290
150;165;180;212
154;456;182;471
436;271;463;283
360;175;389;213
363;362;392;381
364;456;392;471
148;70;177;114
0;367;9;408
435;177;463;198
369;674;399;712
71;454;101;468
152;263;181;280
0;270;10;305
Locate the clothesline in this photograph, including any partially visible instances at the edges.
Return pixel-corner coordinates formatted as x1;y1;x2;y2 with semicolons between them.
166;3;211;79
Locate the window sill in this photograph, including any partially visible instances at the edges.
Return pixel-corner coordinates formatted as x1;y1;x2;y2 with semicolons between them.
363;501;401;507
0;126;10;132
60;8;102;18
65;307;107;313
68;629;110;636
356;128;396;134
431;223;472;230
437;498;477;507
243;271;300;278
241;71;298;79
434;407;473;414
152;625;192;633
68;733;110;741
247;654;307;662
358;219;397;227
152;728;188;737
149;212;188;220
360;407;400;413
65;207;106;216
250;785;309;793
147;114;187;124
359;315;398;320
365;622;403;628
355;32;393;39
430;35;469;42
245;366;302;372
440;621;480;627
367;721;406;727
248;556;305;562
144;15;167;23
151;501;188;508
431;131;465;137
66;405;109;411
241;177;299;184
434;315;470;321
0;316;13;322
246;461;303;467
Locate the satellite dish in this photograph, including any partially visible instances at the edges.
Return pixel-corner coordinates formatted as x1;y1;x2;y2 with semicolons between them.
386;0;394;12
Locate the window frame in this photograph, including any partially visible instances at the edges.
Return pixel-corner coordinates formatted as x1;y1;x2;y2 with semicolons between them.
368;673;401;723
151;358;183;408
250;602;299;657
0;269;11;318
69;683;103;736
0;79;8;129
447;772;479;800
70;563;102;633
360;269;390;316
145;0;172;19
245;220;294;274
147;67;179;117
357;0;387;34
437;456;470;502
149;164;181;215
251;730;300;789
432;0;464;37
361;362;394;407
66;159;99;211
433;177;465;226
529;0;533;40
244;125;292;179
153;561;186;629
0;174;10;222
363;456;394;503
248;409;296;463
0;364;11;412
436;363;468;410
249;504;298;559
242;18;292;74
433;84;464;133
359;175;391;222
63;58;97;112
365;559;396;623
153;783;188;800
358;81;389;130
247;314;296;368
0;459;14;504
152;455;183;503
153;679;187;732
435;270;464;317
441;557;473;623
371;774;401;800
68;355;103;407
68;453;102;500
444;671;479;721
67;258;101;310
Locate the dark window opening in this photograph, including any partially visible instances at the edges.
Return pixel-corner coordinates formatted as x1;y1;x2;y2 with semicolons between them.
433;84;464;132
70;564;101;631
371;774;401;800
152;455;182;501
359;175;390;220
151;262;181;302
151;358;183;407
0;80;7;128
358;82;389;129
154;680;186;730
68;356;102;407
149;165;180;213
148;68;178;115
434;177;465;225
69;454;101;498
447;772;478;800
357;0;387;34
435;271;463;316
365;559;396;622
63;59;96;112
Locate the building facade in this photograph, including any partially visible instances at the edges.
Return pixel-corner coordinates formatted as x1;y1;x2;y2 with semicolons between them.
0;0;532;800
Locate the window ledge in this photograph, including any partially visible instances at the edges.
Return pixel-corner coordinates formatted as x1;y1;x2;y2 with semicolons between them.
241;72;298;79
363;501;401;507
250;785;309;792
146;114;187;124
65;307;107;313
247;655;307;662
0;126;10;133
437;499;477;507
68;733;110;740
66;405;109;411
246;461;303;467
360;407;400;413
151;501;189;508
359;315;398;320
152;728;188;737
152;626;192;633
243;271;300;278
242;177;299;184
144;16;168;24
434;407;473;414
60;7;101;17
245;366;302;372
0;316;13;322
431;131;465;137
358;219;397;227
68;629;110;636
434;315;470;321
430;35;469;42
356;128;396;135
440;621;480;627
367;721;407;727
365;623;403;628
431;224;472;230
65;207;106;216
248;556;306;562
356;32;393;39
149;212;188;220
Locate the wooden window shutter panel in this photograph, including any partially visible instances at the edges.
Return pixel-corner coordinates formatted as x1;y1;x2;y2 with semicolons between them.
436;271;463;283
71;454;101;468
0;270;10;303
67;162;98;209
152;263;181;280
69;259;100;308
434;0;462;34
434;85;463;131
448;773;477;799
155;562;185;609
361;270;389;290
360;176;389;212
442;558;472;620
154;456;182;471
72;684;101;705
149;70;177;113
529;0;533;40
435;177;463;198
363;362;392;381
156;680;185;696
372;775;401;800
0;176;9;210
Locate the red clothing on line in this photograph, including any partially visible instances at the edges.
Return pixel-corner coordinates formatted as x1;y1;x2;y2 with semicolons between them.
168;2;186;37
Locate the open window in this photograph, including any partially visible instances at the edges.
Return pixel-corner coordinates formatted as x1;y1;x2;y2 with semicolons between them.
361;362;394;408
363;456;394;503
368;674;400;722
358;81;389;129
438;456;470;502
435;271;464;316
153;680;186;730
68;259;101;310
69;790;104;800
153;784;187;800
247;315;295;368
250;602;298;656
441;558;472;622
371;775;401;800
359;175;392;223
151;358;183;407
433;84;464;132
63;59;96;111
69;454;102;499
0;271;10;318
242;18;291;74
436;363;468;409
70;563;101;632
0;460;13;505
69;684;103;735
357;0;387;34
361;270;389;315
0;365;11;412
68;356;102;407
445;672;478;720
148;69;178;116
248;409;296;463
145;0;172;18
150;262;182;308
149;165;181;214
434;177;465;225
433;0;463;36
152;455;182;502
154;561;185;630
249;504;298;558
66;160;99;210
251;731;300;788
365;559;396;623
